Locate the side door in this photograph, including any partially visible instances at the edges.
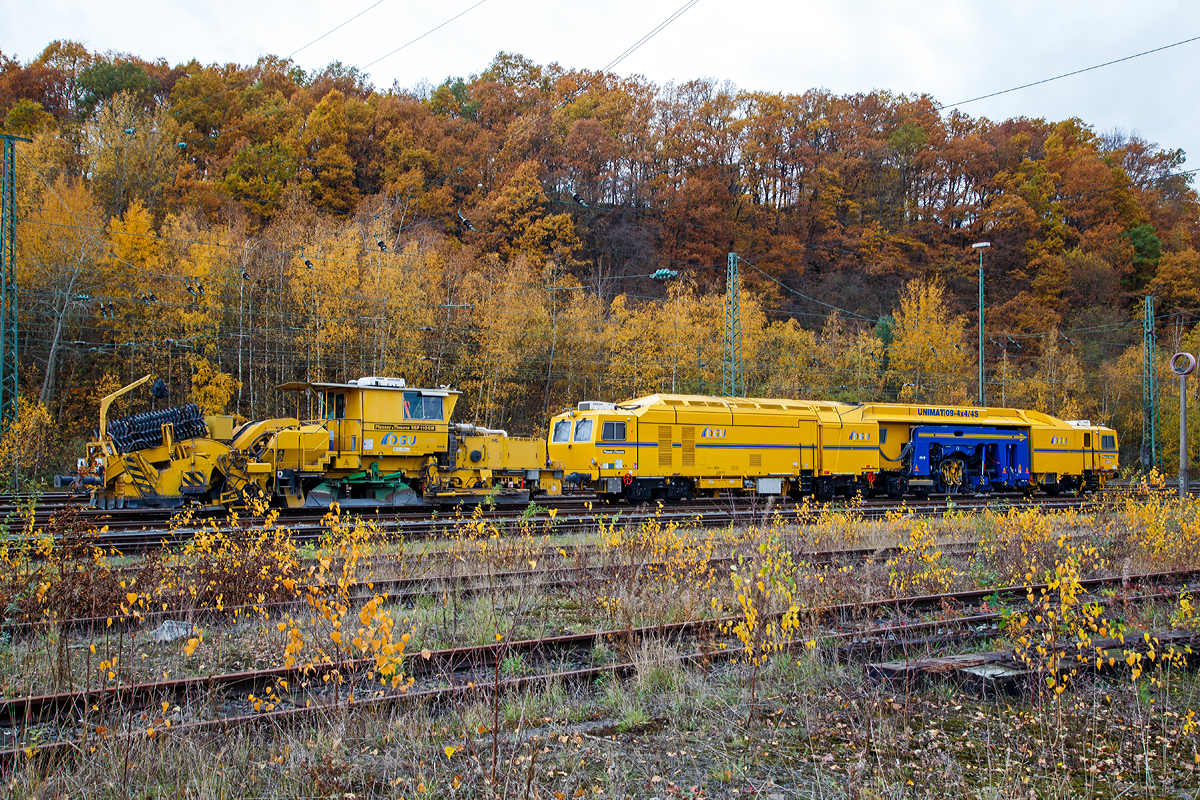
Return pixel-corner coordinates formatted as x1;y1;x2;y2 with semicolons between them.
325;391;347;453
598;418;631;473
797;419;818;473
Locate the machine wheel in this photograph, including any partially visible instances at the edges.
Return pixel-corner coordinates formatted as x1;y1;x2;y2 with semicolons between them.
627;480;654;505
814;477;835;501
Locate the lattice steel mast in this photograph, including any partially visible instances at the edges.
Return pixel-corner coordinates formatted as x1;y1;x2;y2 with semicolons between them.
722;252;744;397
0;135;30;432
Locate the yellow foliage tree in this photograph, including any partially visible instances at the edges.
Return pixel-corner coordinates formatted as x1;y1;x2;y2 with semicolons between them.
16;177;106;403
485;161;581;265
190;358;239;415
84;92;181;218
885;276;971;403
0;398;57;489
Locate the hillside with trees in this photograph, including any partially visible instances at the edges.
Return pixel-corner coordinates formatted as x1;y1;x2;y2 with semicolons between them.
1;41;1197;482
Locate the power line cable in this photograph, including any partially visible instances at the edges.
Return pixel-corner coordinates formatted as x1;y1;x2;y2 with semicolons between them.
170;0;390;121
180;0;491;147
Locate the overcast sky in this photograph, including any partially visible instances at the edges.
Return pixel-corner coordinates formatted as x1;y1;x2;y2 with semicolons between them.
8;1;1200;171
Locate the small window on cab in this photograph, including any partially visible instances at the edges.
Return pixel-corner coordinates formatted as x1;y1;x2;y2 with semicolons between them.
601;421;627;442
327;392;346;420
880;428;887;444
573;418;593;442
1102;434;1115;450
552;420;572;443
1084;433;1091;448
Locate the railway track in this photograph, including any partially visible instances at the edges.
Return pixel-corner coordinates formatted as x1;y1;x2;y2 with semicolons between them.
1;488;1172;552
3;566;1195;762
0;534;1000;637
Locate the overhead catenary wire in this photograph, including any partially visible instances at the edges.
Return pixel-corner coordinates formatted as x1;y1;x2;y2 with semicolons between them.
177;1;492;148
169;0;392;122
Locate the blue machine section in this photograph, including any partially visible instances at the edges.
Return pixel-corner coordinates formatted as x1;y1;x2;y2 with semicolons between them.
908;425;1032;492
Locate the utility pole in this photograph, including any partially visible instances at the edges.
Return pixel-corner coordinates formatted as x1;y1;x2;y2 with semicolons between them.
0;135;30;435
651;268;679;392
1143;295;1159;470
972;242;990;406
1172;352;1196;499
722;252;744;397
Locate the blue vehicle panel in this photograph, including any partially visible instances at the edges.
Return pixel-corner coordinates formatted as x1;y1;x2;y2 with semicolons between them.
908;425;1032;492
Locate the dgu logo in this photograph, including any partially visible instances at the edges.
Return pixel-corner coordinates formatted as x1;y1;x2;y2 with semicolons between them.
382;433;417;446
848;431;871;442
700;427;727;438
1050;436;1067;445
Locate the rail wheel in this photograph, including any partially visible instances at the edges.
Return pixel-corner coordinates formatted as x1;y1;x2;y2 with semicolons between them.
627;479;653;505
814;477;835;501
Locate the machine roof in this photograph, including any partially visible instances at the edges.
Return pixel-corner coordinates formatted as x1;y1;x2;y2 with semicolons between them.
277;381;459;396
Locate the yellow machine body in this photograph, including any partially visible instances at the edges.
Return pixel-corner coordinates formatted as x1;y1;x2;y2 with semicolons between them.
86;376;562;510
837;402;1118;496
548;394;1117;502
548;394;878;502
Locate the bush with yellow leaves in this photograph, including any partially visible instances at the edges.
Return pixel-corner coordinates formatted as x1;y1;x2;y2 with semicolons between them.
1116;488;1200;570
0;397;59;490
1007;547;1107;702
163;500;301;616
886;518;955;597
717;533;801;708
595;504;717;628
275;505;415;705
974;506;1105;587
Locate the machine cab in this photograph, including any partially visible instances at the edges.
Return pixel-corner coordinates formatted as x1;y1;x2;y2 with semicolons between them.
276;376;459;471
548;401;624;484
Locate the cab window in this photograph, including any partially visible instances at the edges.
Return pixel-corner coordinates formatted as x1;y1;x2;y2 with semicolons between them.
326;392;346;420
422;395;444;421
402;392;423;420
552;420;572;443
573;418;593;442
880;428;887;444
1084;433;1091;448
1102;434;1116;450
601;421;626;441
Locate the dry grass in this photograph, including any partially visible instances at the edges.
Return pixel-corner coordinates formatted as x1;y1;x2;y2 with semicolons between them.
4;493;1200;797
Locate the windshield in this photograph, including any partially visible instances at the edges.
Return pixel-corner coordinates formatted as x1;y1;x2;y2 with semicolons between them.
552;419;571;443
573;418;593;442
403;392;443;421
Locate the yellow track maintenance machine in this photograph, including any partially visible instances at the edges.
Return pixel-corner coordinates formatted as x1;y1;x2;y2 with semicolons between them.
75;375;562;510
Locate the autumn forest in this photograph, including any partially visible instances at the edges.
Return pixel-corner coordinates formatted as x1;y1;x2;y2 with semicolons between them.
1;40;1198;482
